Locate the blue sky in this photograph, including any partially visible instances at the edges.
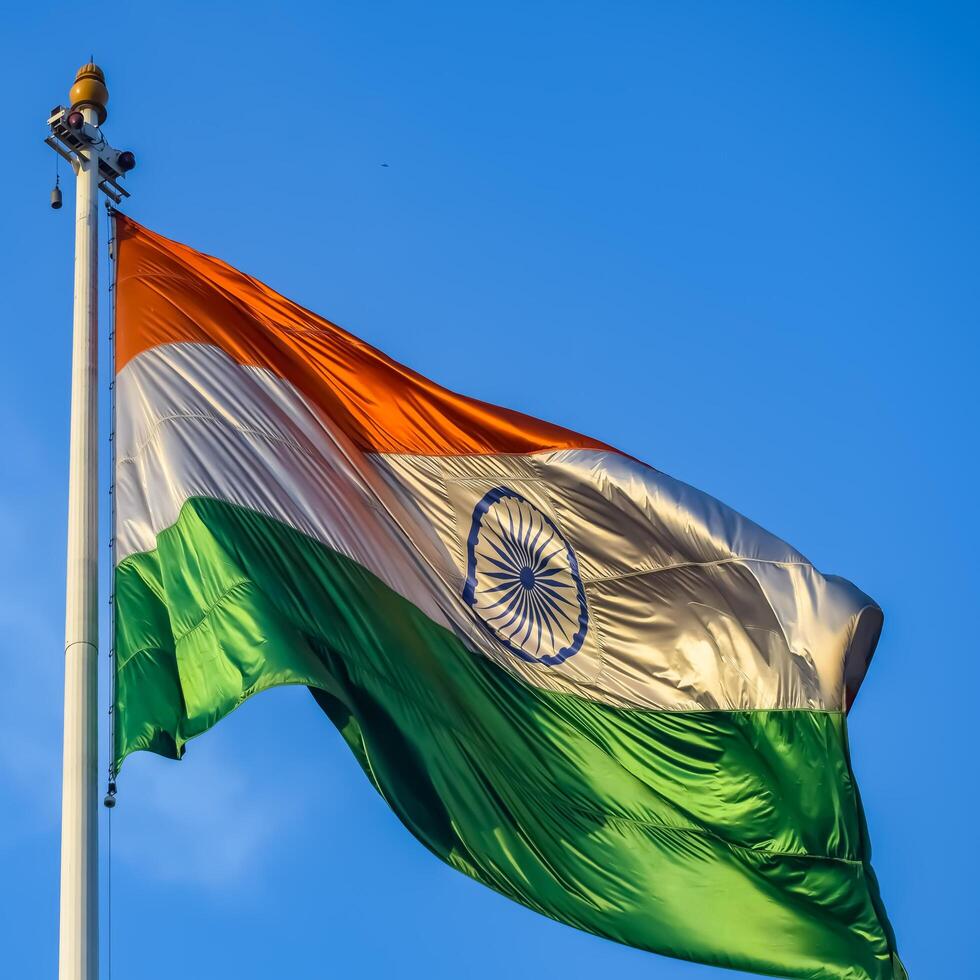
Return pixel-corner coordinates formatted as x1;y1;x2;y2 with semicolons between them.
3;2;977;977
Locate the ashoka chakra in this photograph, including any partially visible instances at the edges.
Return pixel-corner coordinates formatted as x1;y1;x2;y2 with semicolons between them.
463;487;588;665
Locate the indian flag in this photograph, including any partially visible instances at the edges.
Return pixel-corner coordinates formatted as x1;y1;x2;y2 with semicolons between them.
112;214;905;980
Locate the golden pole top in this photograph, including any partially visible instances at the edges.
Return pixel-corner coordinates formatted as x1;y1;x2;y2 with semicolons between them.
69;62;108;124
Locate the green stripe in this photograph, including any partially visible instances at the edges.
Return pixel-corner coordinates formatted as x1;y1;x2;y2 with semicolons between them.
115;497;904;980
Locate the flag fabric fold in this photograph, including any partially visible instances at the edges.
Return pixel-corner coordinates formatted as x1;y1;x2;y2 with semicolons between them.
112;213;904;979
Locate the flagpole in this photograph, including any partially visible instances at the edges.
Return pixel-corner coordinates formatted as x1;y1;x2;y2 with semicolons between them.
57;62;108;980
46;61;134;979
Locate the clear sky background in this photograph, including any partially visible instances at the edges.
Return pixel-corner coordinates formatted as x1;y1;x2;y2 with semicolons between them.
2;3;977;977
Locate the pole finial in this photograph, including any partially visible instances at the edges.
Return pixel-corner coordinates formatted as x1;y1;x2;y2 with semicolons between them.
69;62;108;124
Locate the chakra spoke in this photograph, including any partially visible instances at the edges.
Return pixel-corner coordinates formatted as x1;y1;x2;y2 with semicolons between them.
492;516;527;567
484;534;523;571
482;579;525;595
526;590;552;653
532;586;567;621
483;584;523;618
517;600;537;647
498;590;531;637
486;589;527;631
479;552;524;576
535;544;566;571
522;509;540;560
481;584;522;611
506;503;517;543
517;507;536;566
530;527;557;569
535;581;579;608
525;521;546;568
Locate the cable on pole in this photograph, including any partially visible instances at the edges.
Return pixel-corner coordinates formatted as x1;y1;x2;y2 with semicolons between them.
103;203;119;980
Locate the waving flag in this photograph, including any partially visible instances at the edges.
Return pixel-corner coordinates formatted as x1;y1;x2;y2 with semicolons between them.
112;214;904;979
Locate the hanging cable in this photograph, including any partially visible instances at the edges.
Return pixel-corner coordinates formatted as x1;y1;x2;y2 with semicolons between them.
105;795;112;980
103;203;119;980
105;202;119;810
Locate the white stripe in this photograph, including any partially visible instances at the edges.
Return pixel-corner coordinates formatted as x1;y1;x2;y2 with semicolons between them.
374;451;881;712
115;342;456;631
116;342;880;711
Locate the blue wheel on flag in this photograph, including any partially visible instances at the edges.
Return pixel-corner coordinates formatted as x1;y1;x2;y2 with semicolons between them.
463;487;589;665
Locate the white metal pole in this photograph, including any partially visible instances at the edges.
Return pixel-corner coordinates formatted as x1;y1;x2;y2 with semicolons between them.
59;96;100;980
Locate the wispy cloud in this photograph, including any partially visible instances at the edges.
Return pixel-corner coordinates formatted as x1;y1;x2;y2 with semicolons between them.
0;416;69;839
112;736;299;894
